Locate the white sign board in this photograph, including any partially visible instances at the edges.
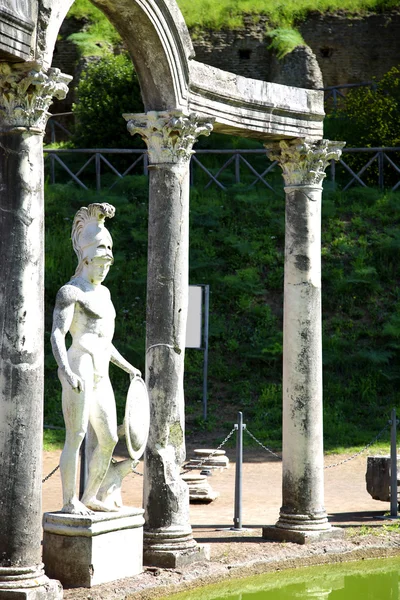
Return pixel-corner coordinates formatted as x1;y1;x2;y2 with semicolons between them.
186;285;202;348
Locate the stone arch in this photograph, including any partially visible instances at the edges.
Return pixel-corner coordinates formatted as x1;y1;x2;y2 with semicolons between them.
38;0;193;110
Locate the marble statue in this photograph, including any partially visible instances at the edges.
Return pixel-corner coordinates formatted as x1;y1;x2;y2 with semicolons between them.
51;203;141;515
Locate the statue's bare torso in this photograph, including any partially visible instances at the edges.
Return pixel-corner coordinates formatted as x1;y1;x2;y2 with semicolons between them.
61;278;116;379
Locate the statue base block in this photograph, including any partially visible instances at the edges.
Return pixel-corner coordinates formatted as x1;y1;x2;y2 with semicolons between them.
43;507;144;588
262;525;344;545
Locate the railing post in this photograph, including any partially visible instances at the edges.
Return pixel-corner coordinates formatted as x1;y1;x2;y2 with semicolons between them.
50;153;55;185
235;152;240;184
390;408;398;518
330;158;336;185
378;150;384;190
143;152;149;177
233;411;245;530
95;152;101;192
332;88;338;111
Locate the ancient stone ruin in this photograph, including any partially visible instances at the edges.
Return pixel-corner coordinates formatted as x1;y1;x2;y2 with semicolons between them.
0;0;343;596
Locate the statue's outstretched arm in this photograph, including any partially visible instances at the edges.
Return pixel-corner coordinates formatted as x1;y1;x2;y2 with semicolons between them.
51;286;84;392
110;345;141;379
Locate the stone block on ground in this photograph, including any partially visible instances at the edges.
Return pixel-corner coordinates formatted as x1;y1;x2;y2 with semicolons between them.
181;473;219;503
185;449;229;471
42;507;144;588
365;455;399;502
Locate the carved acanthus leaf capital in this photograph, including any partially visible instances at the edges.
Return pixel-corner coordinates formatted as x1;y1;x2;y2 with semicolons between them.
123;110;214;164
0;63;72;133
265;139;346;187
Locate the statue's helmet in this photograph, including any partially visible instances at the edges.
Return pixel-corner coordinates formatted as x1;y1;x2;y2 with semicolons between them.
71;203;115;276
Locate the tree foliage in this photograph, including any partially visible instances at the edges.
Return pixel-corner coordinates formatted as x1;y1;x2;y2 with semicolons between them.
325;65;400;148
72;54;144;149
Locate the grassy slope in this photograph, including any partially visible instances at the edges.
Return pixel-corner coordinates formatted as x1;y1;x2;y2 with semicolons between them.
44;170;400;453
66;0;400;52
176;0;400;29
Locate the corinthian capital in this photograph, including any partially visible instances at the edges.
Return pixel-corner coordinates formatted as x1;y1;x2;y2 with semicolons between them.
265;139;345;187
123;110;214;164
0;63;71;133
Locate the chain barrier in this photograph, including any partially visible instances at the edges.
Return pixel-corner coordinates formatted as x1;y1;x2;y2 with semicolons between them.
324;422;390;470
42;464;60;484
181;426;237;474
244;422;390;469
42;417;391;483
245;428;282;461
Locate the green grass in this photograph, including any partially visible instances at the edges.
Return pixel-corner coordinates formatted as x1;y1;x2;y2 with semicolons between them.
267;28;306;59
43;429;65;451
43;179;400;453
176;0;398;29
66;0;121;56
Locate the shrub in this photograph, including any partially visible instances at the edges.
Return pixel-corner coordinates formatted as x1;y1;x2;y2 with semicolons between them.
325;65;400;148
72;54;144;149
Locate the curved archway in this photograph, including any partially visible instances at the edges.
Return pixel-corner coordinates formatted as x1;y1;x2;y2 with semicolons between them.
38;0;193;110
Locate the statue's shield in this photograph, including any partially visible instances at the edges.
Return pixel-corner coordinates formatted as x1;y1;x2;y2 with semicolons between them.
124;376;150;460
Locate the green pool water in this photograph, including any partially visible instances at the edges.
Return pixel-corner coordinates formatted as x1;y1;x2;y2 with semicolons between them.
161;557;400;600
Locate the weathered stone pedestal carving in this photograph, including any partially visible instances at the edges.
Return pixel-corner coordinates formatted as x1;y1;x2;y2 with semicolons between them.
43;509;145;588
262;139;345;544
124;110;213;567
0;63;70;599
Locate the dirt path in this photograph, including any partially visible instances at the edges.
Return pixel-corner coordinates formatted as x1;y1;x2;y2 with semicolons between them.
41;446;400;600
42;447;388;526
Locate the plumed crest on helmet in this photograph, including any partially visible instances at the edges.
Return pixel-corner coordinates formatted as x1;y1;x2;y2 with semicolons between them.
71;203;115;275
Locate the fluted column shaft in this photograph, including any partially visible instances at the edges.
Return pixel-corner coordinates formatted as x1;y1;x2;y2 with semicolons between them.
124;111;213;566
263;139;345;542
0;63;70;597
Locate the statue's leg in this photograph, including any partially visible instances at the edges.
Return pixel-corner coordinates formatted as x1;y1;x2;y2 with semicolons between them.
81;376;118;511
59;353;93;514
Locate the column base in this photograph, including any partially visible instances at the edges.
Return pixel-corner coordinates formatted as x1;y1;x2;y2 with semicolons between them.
263;513;344;545
0;565;62;600
143;527;210;568
43;507;144;588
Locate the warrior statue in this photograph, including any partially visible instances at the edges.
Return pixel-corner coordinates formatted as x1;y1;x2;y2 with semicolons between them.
51;203;141;515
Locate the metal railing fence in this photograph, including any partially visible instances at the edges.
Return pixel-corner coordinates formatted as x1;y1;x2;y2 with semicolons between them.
43;146;400;193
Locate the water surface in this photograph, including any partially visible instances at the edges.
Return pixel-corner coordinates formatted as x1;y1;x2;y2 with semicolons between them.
162;557;400;600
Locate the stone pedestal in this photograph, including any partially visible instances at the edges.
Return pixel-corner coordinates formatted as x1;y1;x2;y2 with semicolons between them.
182;473;219;503
124;111;213;568
0;64;70;600
262;139;345;544
42;508;144;588
190;449;230;470
143;528;210;568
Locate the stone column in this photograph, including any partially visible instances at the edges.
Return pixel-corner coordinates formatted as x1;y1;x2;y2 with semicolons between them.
262;139;345;544
0;62;70;598
124;111;213;567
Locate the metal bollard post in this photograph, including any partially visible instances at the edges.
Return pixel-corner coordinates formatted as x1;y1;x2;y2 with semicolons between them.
390;408;398;518
232;412;246;530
